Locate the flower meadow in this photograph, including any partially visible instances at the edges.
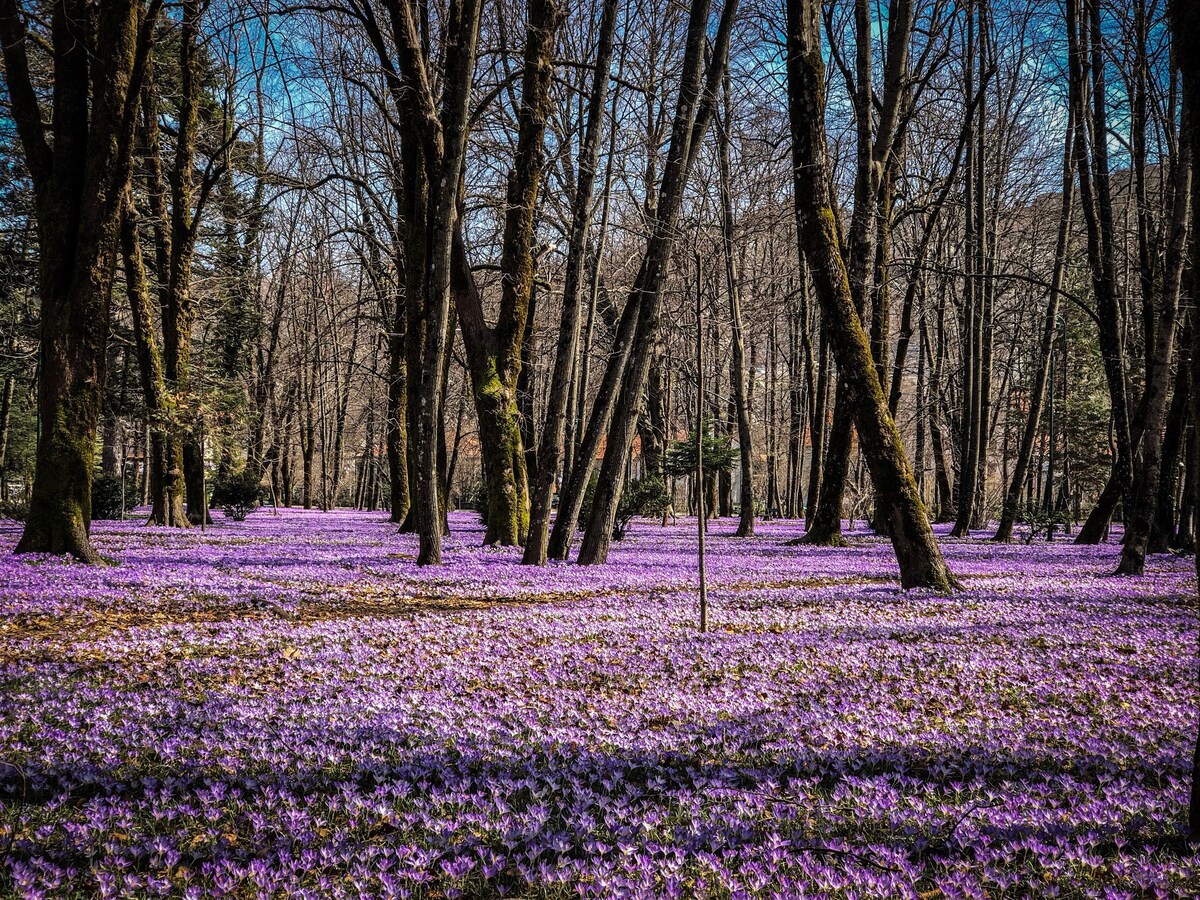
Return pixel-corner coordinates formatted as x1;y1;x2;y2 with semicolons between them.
1;509;1198;899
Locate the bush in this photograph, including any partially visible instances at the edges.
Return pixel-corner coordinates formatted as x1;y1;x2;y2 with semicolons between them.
579;474;668;541
211;471;264;521
613;477;669;540
663;425;738;479
92;474;135;520
1017;503;1071;543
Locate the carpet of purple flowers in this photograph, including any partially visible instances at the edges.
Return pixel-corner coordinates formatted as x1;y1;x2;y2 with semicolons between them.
1;509;1198;898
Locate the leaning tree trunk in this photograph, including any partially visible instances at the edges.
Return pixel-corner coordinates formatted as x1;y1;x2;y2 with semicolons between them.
546;290;640;561
1072;0;1134;544
787;0;957;591
577;0;737;564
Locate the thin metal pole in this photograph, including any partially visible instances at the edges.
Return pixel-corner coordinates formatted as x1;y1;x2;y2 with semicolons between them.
119;423;126;520
696;248;707;634
1045;316;1058;541
199;421;207;532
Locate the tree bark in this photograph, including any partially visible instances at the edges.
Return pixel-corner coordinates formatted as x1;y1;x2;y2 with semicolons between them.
718;75;754;536
547;290;639;560
365;0;485;562
1167;0;1200;838
577;0;737;564
994;110;1076;542
1117;133;1191;574
1072;0;1135;544
787;0;957;591
3;0;161;561
454;0;560;547
952;0;984;537
1152;316;1191;552
120;194;186;526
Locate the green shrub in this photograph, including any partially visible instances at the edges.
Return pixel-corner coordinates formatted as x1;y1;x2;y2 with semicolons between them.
92;474;135;520
663;425;738;479
211;471;264;521
613;477;669;540
578;473;667;541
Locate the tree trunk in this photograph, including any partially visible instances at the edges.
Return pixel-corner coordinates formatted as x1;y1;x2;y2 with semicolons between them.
718;75;754;536
787;0;957;591
994;110;1076;542
0;375;13;488
1072;0;1135;544
802;383;852;545
3;0;160;561
640;341;670;482
952;1;983;537
1152;317;1191;552
517;280;540;489
805;326;828;529
454;0;560;548
367;0;485;562
1167;0;1200;837
577;0;737;564
120;195;186;526
386;284;411;522
1117;134;1191;574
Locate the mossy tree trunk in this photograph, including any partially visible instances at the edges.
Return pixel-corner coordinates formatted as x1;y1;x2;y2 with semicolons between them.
2;0;161;562
455;0;560;547
163;0;208;524
120;194;186;526
360;0;543;560
522;0;619;562
131;1;214;526
797;0;915;546
787;0;957;591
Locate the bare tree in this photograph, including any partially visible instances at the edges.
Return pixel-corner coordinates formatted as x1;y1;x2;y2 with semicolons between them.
787;0;957;591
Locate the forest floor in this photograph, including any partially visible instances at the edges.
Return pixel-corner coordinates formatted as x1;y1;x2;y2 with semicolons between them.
0;508;1198;898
